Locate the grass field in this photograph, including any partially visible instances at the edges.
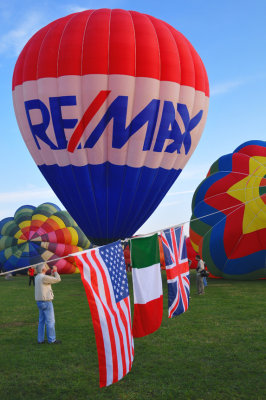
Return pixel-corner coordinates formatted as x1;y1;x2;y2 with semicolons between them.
0;271;265;400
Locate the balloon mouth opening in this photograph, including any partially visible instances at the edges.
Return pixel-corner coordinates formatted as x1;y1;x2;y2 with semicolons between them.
89;237;124;246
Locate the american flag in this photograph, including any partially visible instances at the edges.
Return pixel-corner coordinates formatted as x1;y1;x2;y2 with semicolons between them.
161;226;190;318
75;241;134;387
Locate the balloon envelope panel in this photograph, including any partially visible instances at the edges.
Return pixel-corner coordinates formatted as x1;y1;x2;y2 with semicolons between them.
190;140;266;280
0;203;90;273
12;9;209;245
185;237;198;269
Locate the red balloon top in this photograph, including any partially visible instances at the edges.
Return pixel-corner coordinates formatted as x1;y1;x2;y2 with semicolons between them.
12;9;209;95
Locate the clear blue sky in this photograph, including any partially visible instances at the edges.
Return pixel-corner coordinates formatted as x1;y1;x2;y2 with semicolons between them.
0;0;265;236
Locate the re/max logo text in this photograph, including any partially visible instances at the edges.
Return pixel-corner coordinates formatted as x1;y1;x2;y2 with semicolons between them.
25;90;203;154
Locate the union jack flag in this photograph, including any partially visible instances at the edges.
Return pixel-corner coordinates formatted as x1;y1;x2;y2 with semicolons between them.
161;226;190;318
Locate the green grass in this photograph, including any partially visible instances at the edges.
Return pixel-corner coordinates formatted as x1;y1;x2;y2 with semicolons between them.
0;271;265;400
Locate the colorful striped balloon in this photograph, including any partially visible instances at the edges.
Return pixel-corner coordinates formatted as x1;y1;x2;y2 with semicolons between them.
190;140;266;280
12;9;209;245
0;203;90;273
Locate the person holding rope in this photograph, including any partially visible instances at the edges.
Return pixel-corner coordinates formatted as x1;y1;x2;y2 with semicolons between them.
35;263;61;344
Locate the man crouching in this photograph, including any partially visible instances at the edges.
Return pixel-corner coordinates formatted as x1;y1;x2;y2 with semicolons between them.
35;263;61;344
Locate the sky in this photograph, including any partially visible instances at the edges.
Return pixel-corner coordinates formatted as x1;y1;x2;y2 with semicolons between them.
0;0;265;238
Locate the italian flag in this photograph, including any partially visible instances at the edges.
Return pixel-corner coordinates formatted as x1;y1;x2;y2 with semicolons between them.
130;234;163;338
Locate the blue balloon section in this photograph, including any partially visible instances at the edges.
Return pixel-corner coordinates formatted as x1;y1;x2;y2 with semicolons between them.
40;163;181;244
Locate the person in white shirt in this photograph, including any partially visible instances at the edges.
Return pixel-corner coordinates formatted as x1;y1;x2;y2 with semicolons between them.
35;263;61;344
195;255;205;295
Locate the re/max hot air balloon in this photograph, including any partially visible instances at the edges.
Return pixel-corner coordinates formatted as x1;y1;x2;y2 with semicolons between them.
0;203;90;274
190;140;266;280
12;9;209;245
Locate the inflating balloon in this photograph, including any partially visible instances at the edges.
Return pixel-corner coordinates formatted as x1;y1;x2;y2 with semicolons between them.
12;9;209;244
185;237;197;269
186;236;218;278
158;235;166;270
190;140;266;280
0;203;90;273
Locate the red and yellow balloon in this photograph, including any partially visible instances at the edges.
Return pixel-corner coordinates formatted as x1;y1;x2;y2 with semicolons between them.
190;140;266;280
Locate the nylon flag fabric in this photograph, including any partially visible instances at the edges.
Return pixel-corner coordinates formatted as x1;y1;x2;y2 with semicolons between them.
75;241;134;387
190;140;266;280
12;9;209;245
161;226;190;318
0;203;90;274
130;234;163;337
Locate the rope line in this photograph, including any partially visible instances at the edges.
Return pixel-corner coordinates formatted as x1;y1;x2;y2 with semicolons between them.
0;195;264;276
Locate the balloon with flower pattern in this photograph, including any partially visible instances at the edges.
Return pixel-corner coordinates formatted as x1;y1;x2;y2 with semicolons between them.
0;203;90;274
190;140;266;280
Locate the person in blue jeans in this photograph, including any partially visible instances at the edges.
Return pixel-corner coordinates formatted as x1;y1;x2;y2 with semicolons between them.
35;263;61;344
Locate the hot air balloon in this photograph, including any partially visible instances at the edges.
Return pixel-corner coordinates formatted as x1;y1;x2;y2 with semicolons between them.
123;235;166;271
190;140;266;280
186;236;219;278
0;203;90;274
158;235;166;270
12;9;209;245
185;236;197;269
